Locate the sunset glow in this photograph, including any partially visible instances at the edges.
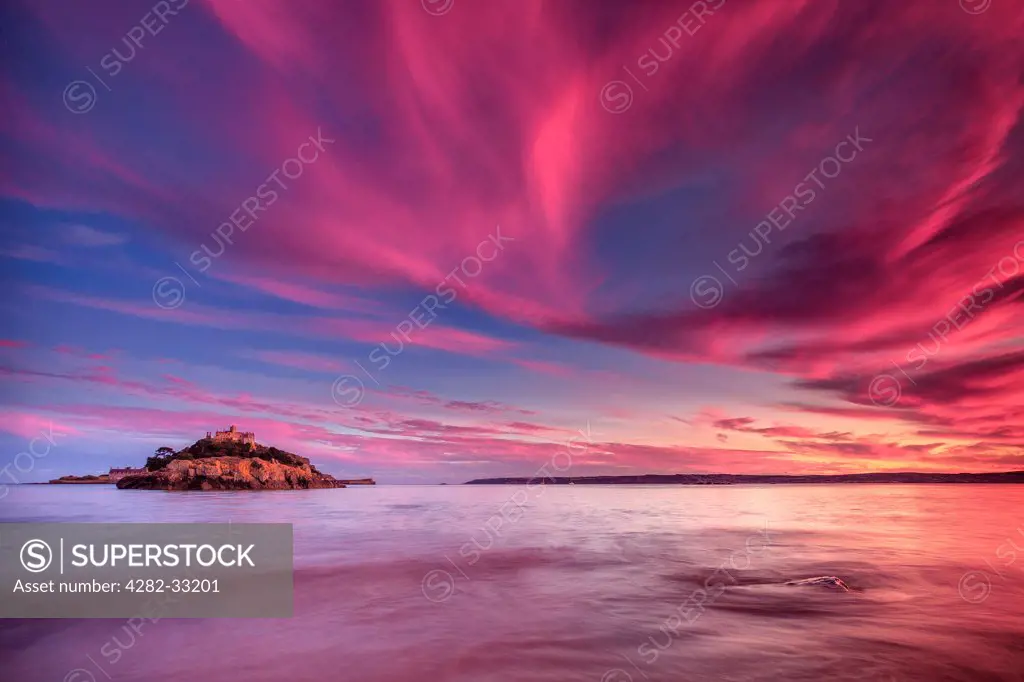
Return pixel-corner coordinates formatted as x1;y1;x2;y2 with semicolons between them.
2;0;1023;482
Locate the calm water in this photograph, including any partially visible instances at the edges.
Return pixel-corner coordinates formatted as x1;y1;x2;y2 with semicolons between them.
1;484;1023;681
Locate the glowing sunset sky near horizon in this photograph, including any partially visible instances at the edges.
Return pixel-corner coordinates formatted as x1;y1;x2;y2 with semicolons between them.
1;0;1023;483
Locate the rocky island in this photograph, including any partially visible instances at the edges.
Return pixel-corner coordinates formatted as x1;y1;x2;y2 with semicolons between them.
115;426;351;491
49;474;112;484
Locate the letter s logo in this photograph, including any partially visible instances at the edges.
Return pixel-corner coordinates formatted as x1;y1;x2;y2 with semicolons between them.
21;539;53;572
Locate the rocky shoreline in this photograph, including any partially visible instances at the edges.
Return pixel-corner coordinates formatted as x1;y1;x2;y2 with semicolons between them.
117;456;347;491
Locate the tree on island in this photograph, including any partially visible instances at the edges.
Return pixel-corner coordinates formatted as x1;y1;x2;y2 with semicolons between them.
146;446;181;471
143;438;310;472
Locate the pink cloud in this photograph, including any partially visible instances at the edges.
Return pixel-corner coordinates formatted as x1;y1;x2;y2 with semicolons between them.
0;409;78;441
4;0;1024;477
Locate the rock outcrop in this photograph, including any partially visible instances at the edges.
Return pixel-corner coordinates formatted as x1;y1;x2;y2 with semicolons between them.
785;576;851;591
116;456;347;491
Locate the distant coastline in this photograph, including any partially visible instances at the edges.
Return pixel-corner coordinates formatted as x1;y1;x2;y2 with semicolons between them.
464;471;1024;485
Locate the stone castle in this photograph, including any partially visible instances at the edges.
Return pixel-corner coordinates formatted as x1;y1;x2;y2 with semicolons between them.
108;467;147;482
207;425;256;446
105;426;256;483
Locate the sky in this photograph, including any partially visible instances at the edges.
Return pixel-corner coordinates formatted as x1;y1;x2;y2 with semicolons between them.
1;0;1023;483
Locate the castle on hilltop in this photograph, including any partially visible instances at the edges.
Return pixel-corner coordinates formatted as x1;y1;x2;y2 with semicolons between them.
207;425;256;446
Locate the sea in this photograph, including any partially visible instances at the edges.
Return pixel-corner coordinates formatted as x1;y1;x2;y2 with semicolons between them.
1;483;1023;681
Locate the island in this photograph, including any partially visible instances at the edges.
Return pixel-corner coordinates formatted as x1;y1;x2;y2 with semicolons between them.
44;425;375;491
115;426;347;491
464;471;1024;485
